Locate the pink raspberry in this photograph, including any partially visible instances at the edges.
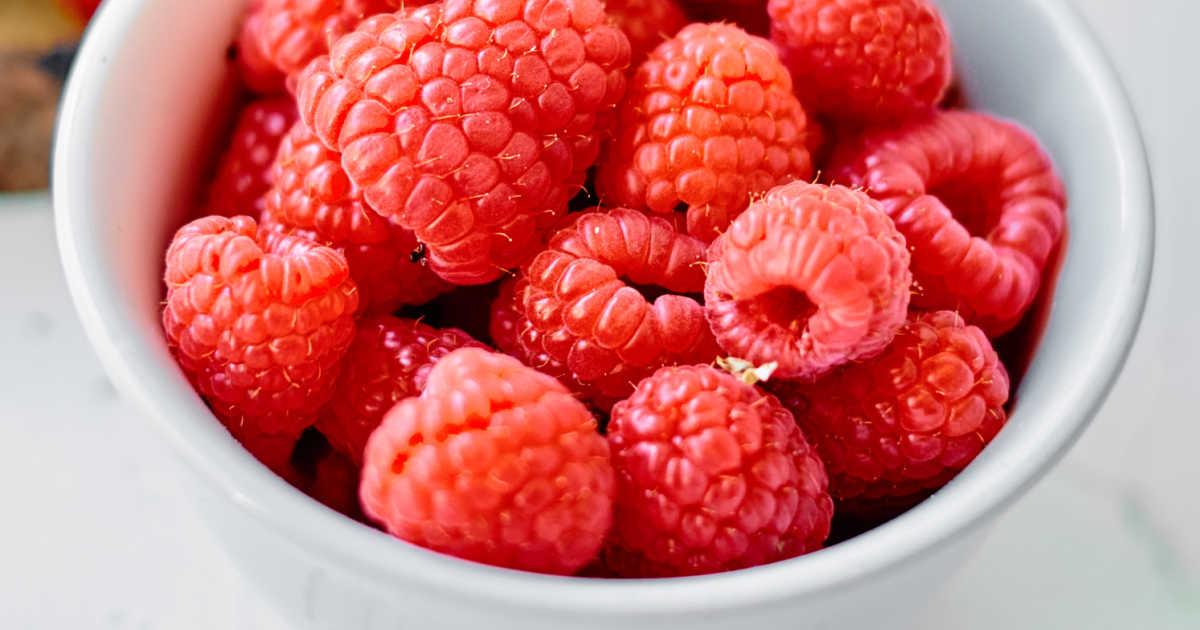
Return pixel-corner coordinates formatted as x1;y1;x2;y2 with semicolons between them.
597;23;813;242
360;348;614;574
771;311;1010;515
296;0;632;284
261;121;450;314
603;0;688;63
162;215;358;436
204;98;297;218
236;0;408;93
605;364;833;576
768;0;952;123
514;208;720;410
827;111;1067;336
316;315;486;464
705;181;911;380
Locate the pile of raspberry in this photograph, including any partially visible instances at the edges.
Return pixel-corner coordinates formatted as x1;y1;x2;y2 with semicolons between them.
162;0;1066;577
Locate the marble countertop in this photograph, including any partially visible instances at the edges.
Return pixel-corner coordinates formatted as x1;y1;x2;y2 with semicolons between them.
2;0;1197;627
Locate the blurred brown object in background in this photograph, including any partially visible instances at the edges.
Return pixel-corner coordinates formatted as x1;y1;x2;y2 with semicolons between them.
0;52;62;191
0;0;82;51
0;0;86;191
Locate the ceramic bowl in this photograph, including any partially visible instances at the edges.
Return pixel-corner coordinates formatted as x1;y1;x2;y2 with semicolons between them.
53;0;1153;627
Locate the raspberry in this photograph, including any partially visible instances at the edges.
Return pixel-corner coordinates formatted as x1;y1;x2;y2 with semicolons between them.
768;0;952;123
490;276;607;404
162;215;359;436
603;0;688;63
597;23;813;242
228;422;302;482
605;364;833;577
306;445;364;517
296;1;632;285
360;348;614;574
771;311;1010;512
827;111;1067;336
515;208;720;410
237;0;406;93
316;315;487;464
261;121;450;313
205;98;297;218
705;182;911;380
685;0;771;37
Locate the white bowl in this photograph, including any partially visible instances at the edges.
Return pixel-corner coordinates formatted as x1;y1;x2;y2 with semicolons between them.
53;0;1154;628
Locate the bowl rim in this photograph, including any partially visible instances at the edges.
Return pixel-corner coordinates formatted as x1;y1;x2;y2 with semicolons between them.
53;0;1155;616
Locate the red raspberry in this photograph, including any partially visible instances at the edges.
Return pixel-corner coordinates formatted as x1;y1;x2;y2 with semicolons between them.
360;348;614;574
768;0;952;123
296;1;632;285
162;215;359;436
261;121;450;313
706;182;911;380
316;316;486;464
603;0;688;64
515;208;720;410
305;446;364;517
685;0;771;37
237;0;407;93
771;311;1010;512
490;276;609;406
597;23;814;242
205;98;297;218
228;422;302;482
605;364;833;577
827;111;1067;336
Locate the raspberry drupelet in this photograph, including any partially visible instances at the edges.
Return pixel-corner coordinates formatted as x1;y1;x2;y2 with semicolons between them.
705;181;911;381
237;0;410;93
605;364;833;577
296;0;632;285
598;23;814;242
162;215;359;436
768;0;952;124
205;98;298;218
513;208;721;411
316;315;486;464
827;110;1067;336
360;348;614;574
772;311;1010;514
261;121;450;314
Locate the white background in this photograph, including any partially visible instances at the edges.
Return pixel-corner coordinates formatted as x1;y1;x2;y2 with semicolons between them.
2;0;1197;627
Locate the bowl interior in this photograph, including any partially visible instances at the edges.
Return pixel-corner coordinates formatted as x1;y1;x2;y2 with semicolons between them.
54;0;1152;615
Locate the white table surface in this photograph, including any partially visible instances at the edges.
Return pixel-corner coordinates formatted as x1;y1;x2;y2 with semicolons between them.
2;0;1197;627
